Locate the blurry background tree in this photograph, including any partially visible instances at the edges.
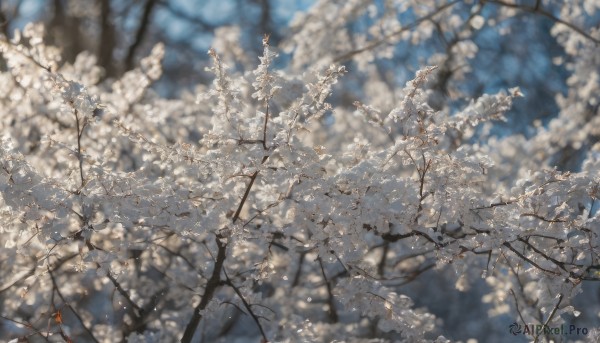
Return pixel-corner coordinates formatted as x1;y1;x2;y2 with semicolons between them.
0;0;584;139
0;0;300;90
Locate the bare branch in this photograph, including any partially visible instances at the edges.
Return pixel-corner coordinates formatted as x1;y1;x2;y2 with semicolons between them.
484;0;600;44
180;234;227;343
333;1;461;63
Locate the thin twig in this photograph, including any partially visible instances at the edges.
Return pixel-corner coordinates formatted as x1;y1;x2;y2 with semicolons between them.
74;107;85;188
533;293;563;343
317;257;338;323
222;270;269;341
48;267;100;343
105;270;143;314
262;100;269;150
291;252;306;287
503;242;561;275
510;288;526;326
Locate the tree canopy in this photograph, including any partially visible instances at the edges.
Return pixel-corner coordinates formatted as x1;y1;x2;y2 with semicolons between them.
1;1;600;342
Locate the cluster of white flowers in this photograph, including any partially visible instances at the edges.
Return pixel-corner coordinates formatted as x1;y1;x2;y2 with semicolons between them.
1;2;600;342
